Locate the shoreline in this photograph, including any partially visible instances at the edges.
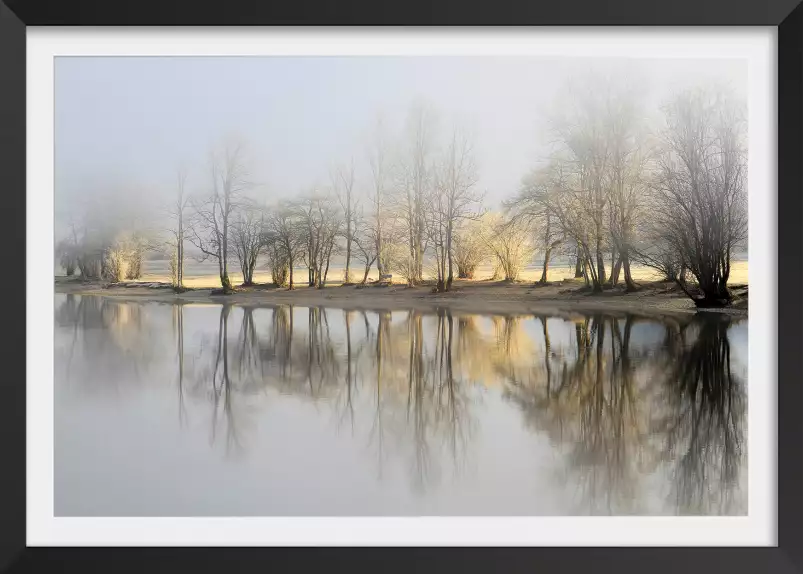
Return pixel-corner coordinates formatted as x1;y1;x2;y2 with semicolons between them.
54;276;749;319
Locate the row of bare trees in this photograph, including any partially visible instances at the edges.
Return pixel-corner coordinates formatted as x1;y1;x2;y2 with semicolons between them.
58;80;746;307
156;103;486;294
508;78;747;307
355;104;485;291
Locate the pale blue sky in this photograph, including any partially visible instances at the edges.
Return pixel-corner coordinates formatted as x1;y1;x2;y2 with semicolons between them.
55;55;747;229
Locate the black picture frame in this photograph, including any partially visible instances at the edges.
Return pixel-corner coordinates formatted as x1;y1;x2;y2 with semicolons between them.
1;1;800;572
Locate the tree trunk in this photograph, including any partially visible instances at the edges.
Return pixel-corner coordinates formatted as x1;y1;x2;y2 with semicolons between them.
177;215;184;288
608;246;618;286
540;242;557;284
361;264;371;285
217;256;225;290
319;247;332;289
376;227;384;278
221;209;230;293
344;227;352;284
610;256;622;287
446;221;454;291
415;240;423;284
694;290;732;308
596;248;606;286
695;277;732;307
574;242;584;278
242;256;255;286
288;254;295;290
539;253;549;283
583;249;603;293
621;248;638;292
178;242;183;288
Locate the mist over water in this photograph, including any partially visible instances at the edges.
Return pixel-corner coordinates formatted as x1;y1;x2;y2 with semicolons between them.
54;293;747;516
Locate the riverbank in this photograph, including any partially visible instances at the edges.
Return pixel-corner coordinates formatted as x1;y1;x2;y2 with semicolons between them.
55;273;749;318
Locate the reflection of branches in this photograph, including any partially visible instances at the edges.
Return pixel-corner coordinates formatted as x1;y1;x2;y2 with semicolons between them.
502;311;745;515
194;305;252;458
654;315;746;515
336;310;357;434
172;304;187;429
270;304;294;379
56;294;82;378
542;317;553;398
406;312;432;492
502;314;642;512
366;310;392;479
57;295;745;514
569;316;641;513
434;310;470;476
400;310;475;492
237;307;262;383
54;294;156;391
305;307;341;397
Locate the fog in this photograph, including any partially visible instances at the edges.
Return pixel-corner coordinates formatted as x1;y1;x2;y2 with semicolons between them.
55;55;746;231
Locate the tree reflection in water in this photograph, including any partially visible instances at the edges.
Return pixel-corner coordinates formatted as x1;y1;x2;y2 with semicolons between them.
502;312;745;515
655;315;745;515
55;294;746;514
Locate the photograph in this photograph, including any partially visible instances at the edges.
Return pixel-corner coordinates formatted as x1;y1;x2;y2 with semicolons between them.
52;53;750;518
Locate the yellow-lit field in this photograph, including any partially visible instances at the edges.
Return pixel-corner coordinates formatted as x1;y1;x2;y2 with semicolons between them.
131;260;748;290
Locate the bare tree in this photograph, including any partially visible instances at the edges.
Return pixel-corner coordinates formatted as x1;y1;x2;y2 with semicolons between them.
386;241;418;287
68;201;119;280
452;218;489;279
264;237;290;287
533;157;606;291
353;208;378;285
314;194;344;288
332;159;358;284
483;213;535;281
231;200;264;286
437;126;482;290
124;232;145;280
603;86;649;291
188;141;251;293
423;166;450;290
511;165;566;284
631;231;685;283
103;240;127;282
56;236;78;276
296;192;344;289
264;202;304;290
395;102;436;285
366;115;391;277
297;194;321;287
166;167;191;290
546;77;627;292
643;88;747;307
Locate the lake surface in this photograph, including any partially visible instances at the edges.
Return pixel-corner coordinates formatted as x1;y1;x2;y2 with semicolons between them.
54;293;748;516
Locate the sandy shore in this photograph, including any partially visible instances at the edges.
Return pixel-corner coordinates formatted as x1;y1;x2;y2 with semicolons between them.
55;266;749;318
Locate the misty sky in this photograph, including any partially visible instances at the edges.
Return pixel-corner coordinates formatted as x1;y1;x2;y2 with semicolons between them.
55;56;748;233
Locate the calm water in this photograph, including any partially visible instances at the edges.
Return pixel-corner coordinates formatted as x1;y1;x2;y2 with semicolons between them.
54;293;748;516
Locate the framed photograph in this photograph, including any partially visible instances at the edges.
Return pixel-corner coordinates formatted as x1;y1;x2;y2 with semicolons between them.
2;1;800;572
